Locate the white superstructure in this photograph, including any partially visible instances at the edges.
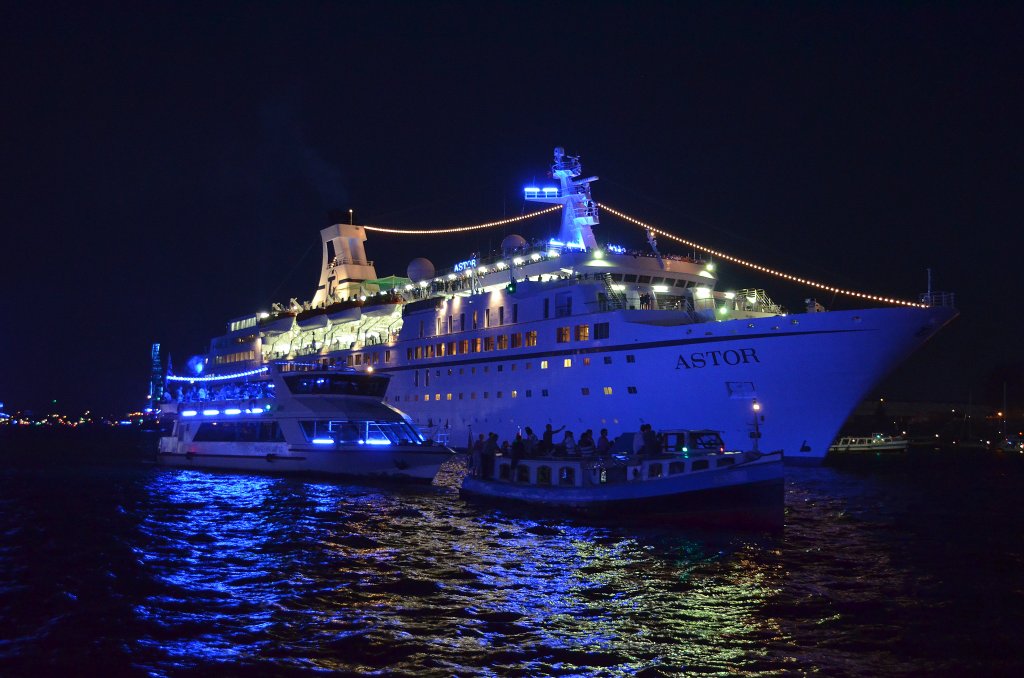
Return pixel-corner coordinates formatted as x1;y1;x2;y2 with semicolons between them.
176;148;957;463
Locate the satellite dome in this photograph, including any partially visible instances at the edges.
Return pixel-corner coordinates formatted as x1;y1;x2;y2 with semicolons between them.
501;234;527;253
407;257;435;283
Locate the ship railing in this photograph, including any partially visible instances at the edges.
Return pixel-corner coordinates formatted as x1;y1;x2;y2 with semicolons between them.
919;291;956;308
330;256;373;268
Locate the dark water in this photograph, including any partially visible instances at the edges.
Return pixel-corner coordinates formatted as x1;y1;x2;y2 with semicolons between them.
2;437;1023;677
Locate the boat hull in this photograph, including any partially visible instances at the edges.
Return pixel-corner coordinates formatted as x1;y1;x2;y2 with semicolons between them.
388;304;957;464
156;440;451;483
461;454;784;529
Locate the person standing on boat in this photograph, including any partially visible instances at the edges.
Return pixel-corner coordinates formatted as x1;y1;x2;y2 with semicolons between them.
597;428;611;456
642;424;660;456
523;427;539;457
578;430;595;456
511;433;525;470
542;424;564;455
561;430;577;456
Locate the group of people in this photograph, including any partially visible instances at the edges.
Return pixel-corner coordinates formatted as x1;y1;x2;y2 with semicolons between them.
165;381;274;404
470;423;667;477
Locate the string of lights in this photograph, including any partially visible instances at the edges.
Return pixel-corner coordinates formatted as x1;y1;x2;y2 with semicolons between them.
167;366;269;383
362;206;561;235
360;201;925;308
597;203;926;308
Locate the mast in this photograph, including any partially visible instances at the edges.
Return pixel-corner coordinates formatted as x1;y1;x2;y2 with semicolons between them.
524;147;600;249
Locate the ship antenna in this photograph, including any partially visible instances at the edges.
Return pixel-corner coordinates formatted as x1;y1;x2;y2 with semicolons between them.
524;147;600;250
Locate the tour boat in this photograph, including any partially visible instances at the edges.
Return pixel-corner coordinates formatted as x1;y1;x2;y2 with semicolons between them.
828;433;910;455
460;429;783;528
157;364;453;482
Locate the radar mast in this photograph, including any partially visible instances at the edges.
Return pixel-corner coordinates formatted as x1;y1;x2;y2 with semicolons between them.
524;147;600;249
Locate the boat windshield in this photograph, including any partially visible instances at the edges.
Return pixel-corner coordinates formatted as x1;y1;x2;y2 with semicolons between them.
284;373;388;398
300;419;424;445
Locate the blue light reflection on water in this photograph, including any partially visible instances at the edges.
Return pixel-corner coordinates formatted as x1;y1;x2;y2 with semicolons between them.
121;468;789;676
2;449;1023;676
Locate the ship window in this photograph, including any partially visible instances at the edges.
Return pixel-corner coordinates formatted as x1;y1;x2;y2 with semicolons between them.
669;462;686;475
543;298;550;319
594;322;609;340
563;359;572;368
624;274;638;282
603;387;613;395
448;341;457;355
609;273;623;282
423;394;429;401
516;465;530;482
575;325;589;341
512;303;518;323
603;356;612;365
525;331;538;347
498;463;511;480
459;340;469;354
510;333;522;348
499;307;504;325
446;393;452;401
675;279;688;287
284;374;388;397
497;365;503;372
583;357;591;366
437;343;446;357
415;346;423;360
497;335;508;350
425;370;430;387
459;393;464;400
473;311;478;329
692;459;709;471
537;466;552;485
556;327;570;343
472;338;482;353
526;390;532;397
496;391;502;398
648;463;663;478
471;392;476;399
484;336;495;351
425;345;434;358
558;467;575;486
581;388;590;395
541;360;548;369
414;371;418;387
419;320;424;338
483;392;489;398
628;386;638;394
626;354;636;363
511;390;517;398
485;309;490;328
460;313;465;331
541;389;549;397
716;457;736;467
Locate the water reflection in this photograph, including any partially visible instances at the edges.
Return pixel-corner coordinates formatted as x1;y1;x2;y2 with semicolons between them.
131;469;789;675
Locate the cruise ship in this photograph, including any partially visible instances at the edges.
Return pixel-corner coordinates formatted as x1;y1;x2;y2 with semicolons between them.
166;148;957;463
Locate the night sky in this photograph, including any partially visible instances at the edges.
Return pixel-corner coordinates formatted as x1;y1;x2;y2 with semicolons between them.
3;2;1021;415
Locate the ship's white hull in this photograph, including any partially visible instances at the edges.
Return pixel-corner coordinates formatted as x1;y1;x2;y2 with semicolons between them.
385;305;956;463
156;439;451;482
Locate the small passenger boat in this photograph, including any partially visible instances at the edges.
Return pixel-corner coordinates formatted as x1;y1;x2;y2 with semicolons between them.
828;433;909;455
158;364;453;482
460;429;783;528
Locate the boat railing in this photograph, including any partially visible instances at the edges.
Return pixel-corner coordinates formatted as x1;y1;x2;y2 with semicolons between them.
919;291;956;308
330;256;373;268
